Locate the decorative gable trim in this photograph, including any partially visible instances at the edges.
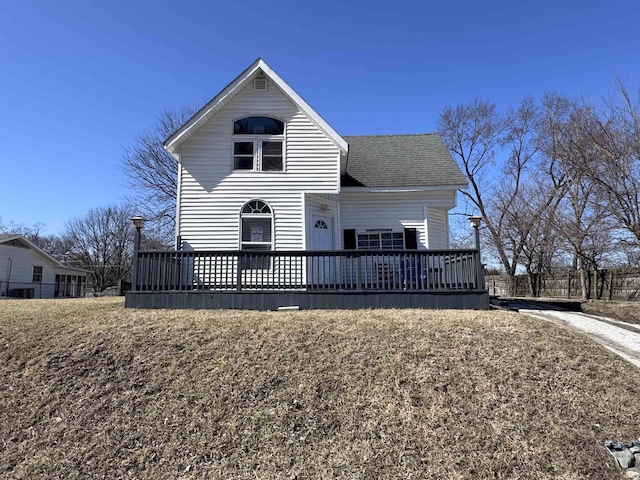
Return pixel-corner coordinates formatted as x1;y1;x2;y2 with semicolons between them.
164;58;348;158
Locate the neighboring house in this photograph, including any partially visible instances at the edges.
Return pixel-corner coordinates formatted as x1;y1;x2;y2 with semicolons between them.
127;58;487;310
0;234;88;299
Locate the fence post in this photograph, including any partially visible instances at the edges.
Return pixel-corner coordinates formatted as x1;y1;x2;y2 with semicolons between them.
608;270;614;300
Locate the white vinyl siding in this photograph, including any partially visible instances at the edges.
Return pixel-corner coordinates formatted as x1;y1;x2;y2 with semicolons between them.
304;193;339;250
177;80;341;250
425;208;450;249
0;243;86;298
340;191;456;250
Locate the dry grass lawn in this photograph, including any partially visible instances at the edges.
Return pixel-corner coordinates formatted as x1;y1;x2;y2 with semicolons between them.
581;300;640;325
1;298;639;479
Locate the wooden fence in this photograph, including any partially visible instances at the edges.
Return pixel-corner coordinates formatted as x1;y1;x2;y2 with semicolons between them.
486;269;640;300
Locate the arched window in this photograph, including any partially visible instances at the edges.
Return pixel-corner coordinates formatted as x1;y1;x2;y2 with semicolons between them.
233;116;284;172
234;117;284;135
240;200;273;269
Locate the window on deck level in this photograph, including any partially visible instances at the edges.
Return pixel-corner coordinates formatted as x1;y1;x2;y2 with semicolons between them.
357;232;405;250
240;200;273;269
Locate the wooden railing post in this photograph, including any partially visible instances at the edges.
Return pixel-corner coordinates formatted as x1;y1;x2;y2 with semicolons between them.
475;252;483;290
236;252;242;291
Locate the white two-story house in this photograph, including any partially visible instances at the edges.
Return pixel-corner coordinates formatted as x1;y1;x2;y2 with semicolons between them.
127;58;488;310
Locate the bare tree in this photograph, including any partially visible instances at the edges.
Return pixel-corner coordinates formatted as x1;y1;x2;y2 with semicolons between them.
121;107;197;243
441;86;640;298
577;82;640;246
438;101;507;262
537;88;640;297
439;98;563;293
63;205;134;293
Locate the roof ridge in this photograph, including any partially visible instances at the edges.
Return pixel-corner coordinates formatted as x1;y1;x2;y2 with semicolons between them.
343;132;439;138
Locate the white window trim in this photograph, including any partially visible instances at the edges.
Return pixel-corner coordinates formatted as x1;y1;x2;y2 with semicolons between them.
356;231;405;250
238;201;275;271
231;116;286;173
232;136;285;172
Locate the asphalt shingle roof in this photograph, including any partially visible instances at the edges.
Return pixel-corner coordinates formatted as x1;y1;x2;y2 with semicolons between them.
341;133;467;188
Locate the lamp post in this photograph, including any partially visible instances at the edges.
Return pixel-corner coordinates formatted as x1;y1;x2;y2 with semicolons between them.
468;215;484;289
130;216;146;291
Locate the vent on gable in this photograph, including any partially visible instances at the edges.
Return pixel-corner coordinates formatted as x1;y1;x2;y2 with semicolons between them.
254;74;268;92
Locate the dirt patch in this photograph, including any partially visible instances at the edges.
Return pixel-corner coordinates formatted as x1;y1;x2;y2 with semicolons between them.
1;298;637;478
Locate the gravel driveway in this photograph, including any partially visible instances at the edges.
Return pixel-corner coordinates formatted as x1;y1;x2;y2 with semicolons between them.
504;299;640;369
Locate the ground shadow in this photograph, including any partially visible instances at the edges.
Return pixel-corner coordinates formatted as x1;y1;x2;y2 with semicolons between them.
491;297;583;312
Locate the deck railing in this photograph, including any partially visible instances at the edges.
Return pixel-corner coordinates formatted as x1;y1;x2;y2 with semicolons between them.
133;249;485;293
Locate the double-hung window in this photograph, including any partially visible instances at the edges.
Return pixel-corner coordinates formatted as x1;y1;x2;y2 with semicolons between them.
32;266;43;283
233;116;284;172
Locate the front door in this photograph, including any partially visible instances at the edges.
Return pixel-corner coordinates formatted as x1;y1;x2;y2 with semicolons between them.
309;215;334;285
311;215;333;250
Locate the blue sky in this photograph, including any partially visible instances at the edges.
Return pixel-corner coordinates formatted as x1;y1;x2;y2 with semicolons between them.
1;0;639;235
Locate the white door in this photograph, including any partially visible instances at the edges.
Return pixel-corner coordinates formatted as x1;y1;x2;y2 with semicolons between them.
309;215;334;285
311;215;333;250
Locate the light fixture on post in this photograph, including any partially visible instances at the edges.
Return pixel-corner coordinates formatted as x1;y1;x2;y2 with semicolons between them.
468;215;482;229
468;215;482;251
130;216;146;292
468;215;484;290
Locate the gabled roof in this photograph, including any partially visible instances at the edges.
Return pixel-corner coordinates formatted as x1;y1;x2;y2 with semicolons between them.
0;234;89;273
341;134;468;189
164;58;349;156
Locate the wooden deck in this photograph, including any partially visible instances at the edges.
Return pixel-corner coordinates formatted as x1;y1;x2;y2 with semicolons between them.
125;249;489;310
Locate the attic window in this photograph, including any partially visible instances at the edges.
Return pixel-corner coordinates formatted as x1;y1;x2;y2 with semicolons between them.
254;77;267;91
233;117;285;172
